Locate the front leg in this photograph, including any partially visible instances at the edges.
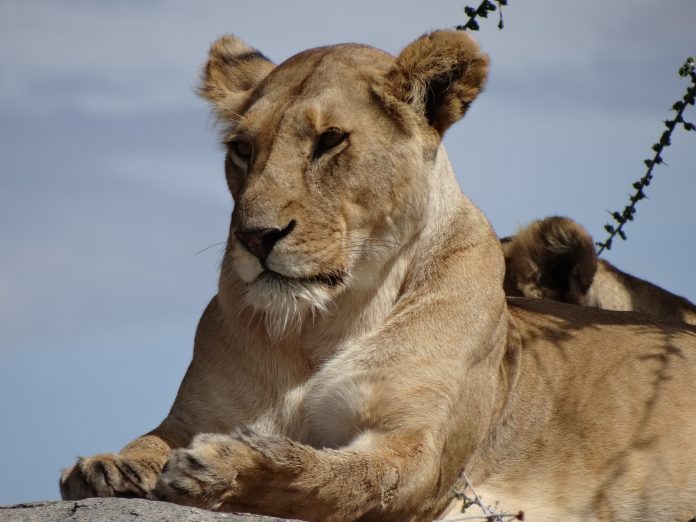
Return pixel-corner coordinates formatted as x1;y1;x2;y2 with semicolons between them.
154;428;436;521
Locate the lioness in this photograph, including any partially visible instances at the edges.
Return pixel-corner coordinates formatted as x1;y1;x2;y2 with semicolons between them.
502;216;696;325
60;31;696;521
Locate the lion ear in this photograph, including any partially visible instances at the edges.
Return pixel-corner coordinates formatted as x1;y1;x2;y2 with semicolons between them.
199;35;275;117
503;217;598;304
386;30;489;135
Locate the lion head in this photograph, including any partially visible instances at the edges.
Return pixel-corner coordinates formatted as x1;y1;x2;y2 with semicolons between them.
199;32;488;336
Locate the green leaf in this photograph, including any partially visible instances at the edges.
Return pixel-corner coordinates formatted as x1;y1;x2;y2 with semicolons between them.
480;0;496;13
679;56;696;77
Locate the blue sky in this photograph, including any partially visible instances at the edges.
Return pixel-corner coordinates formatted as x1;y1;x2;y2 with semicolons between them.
1;0;694;504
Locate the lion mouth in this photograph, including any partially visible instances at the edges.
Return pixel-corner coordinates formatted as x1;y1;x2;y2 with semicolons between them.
258;268;345;288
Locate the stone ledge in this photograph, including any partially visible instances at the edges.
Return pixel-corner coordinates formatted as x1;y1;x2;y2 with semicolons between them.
0;498;300;521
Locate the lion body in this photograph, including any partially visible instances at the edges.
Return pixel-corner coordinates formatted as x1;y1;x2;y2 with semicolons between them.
590;259;696;325
444;300;696;520
60;33;696;521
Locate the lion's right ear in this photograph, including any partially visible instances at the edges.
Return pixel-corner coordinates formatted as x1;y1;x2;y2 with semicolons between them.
380;30;489;136
199;35;275;118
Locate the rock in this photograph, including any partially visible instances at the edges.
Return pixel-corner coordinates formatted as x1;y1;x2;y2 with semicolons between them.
0;498;301;522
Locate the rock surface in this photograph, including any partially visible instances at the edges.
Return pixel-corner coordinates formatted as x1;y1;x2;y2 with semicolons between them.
0;498;300;522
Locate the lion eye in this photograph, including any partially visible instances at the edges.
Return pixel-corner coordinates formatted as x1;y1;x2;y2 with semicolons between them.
230;141;252;161
314;128;347;158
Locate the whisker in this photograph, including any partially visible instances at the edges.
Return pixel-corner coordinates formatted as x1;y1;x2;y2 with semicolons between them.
195;240;229;256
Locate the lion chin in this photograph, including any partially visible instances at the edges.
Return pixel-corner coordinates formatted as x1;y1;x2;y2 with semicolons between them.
229;236;348;338
241;270;338;338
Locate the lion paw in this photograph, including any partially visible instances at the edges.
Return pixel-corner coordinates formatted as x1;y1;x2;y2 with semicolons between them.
153;433;247;509
60;453;160;500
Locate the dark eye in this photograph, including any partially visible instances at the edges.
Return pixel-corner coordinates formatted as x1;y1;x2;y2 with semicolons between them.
314;128;347;159
229;140;252;161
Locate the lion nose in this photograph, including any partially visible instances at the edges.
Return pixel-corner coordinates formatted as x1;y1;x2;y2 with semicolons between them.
235;220;296;262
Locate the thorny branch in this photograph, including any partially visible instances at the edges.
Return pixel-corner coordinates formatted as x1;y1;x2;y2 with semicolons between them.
450;472;524;521
597;56;696;254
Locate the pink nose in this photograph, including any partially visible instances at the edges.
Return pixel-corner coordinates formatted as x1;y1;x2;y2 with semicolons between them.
235;220;296;262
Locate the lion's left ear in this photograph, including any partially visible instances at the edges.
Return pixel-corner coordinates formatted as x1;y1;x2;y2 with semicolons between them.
199;35;275;119
385;30;489;135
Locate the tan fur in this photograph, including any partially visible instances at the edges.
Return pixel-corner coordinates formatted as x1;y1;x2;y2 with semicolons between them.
503;216;696;325
60;32;696;521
